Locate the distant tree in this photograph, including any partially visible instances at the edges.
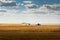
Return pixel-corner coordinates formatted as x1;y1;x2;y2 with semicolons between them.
22;22;30;26
28;24;30;25
36;23;41;26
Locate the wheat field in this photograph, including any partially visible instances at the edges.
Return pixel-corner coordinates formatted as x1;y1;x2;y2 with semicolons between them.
0;24;60;40
0;24;60;32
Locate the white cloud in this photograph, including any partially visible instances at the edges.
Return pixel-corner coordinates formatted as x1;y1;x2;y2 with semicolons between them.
36;4;60;13
0;7;20;16
44;4;60;15
0;3;60;16
21;5;48;14
22;0;38;9
22;4;60;16
24;3;38;9
0;3;60;23
45;4;60;11
0;0;20;8
23;1;32;4
0;0;15;3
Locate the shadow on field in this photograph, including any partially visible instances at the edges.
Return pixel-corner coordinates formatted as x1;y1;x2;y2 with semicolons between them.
0;30;60;40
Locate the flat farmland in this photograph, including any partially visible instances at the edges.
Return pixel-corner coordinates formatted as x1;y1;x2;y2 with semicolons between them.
0;24;60;40
0;31;60;40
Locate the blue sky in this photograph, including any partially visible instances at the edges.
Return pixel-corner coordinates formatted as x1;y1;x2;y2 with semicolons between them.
0;0;60;24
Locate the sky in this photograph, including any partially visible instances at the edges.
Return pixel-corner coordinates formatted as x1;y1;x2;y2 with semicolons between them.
0;0;60;24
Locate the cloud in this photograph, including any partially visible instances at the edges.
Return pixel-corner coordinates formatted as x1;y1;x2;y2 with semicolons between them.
0;0;20;8
45;4;60;11
0;1;60;16
0;1;16;7
22;4;60;16
21;4;48;14
23;1;32;4
0;10;20;16
0;7;20;16
0;10;6;12
22;0;38;9
1;2;16;7
24;3;38;9
0;0;15;3
44;4;60;15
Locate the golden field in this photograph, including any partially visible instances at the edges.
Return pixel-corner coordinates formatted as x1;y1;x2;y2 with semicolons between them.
0;24;60;32
0;24;60;40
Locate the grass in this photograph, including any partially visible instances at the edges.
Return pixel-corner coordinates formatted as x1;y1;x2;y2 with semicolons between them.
0;24;60;32
0;24;60;40
0;31;60;40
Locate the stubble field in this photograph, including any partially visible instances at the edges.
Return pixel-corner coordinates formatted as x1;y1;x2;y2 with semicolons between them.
0;24;60;40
